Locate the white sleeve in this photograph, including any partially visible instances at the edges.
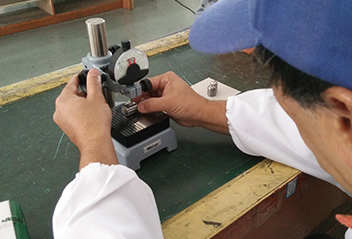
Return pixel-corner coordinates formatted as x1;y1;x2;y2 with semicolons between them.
226;88;346;192
52;163;164;239
346;228;352;239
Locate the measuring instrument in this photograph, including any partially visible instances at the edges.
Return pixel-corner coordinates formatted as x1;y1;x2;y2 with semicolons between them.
78;18;177;170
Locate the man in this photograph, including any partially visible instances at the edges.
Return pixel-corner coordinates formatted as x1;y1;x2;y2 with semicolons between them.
52;0;352;238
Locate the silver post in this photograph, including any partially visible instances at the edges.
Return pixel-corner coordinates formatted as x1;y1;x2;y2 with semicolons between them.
85;18;108;57
207;80;218;97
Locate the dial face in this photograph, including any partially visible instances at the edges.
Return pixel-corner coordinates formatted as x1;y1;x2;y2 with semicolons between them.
114;48;149;81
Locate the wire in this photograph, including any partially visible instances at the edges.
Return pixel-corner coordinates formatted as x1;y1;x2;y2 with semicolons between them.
174;0;195;15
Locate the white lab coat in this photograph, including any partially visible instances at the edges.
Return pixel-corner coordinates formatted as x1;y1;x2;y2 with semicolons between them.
53;163;163;239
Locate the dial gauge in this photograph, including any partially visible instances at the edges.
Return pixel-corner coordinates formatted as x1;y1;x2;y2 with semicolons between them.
114;48;149;81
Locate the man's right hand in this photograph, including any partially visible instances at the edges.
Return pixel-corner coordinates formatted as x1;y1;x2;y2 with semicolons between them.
138;71;229;134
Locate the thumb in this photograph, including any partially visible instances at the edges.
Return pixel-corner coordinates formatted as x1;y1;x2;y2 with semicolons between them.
86;69;103;99
138;98;164;113
336;214;352;228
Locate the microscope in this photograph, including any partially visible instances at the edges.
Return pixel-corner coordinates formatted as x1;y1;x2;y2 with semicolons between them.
78;18;177;170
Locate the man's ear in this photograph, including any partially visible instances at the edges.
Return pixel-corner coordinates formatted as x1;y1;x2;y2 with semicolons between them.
322;86;352;133
323;87;352;117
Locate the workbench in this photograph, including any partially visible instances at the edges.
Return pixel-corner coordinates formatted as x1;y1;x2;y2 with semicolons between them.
0;31;349;239
0;0;134;37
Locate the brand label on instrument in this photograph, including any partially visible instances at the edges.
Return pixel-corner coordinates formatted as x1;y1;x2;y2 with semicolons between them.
143;139;162;153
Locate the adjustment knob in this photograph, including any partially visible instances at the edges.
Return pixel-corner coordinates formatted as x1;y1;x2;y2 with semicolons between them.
78;70;89;93
121;40;131;51
108;44;120;54
140;78;152;92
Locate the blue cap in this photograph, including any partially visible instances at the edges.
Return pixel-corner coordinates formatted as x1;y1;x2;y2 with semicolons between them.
189;0;352;89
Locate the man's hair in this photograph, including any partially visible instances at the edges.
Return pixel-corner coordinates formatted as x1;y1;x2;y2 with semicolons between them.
254;45;335;109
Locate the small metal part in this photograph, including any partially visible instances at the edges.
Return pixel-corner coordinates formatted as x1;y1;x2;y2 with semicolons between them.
121;101;138;117
207;80;218;97
85;18;108;57
103;87;115;108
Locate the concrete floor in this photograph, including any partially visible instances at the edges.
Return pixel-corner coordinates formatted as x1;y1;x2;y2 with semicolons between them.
0;0;200;87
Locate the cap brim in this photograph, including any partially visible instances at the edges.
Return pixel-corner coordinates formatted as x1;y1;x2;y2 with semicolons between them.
189;0;259;54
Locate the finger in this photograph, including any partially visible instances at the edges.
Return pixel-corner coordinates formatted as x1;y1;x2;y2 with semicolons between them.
61;74;79;96
138;97;165;113
148;73;169;92
336;214;352;228
148;71;182;94
86;69;103;99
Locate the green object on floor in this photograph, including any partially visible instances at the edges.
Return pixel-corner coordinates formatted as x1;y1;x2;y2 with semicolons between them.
0;200;30;239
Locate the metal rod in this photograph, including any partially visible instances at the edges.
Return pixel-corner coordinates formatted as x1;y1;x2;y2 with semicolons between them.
121;101;138;117
85;18;108;57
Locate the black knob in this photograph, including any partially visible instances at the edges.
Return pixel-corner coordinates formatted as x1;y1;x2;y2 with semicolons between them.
121;40;131;51
108;44;120;54
78;70;89;94
140;78;152;92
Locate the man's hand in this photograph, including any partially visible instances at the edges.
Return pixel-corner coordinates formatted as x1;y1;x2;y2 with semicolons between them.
138;71;229;134
53;69;118;169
